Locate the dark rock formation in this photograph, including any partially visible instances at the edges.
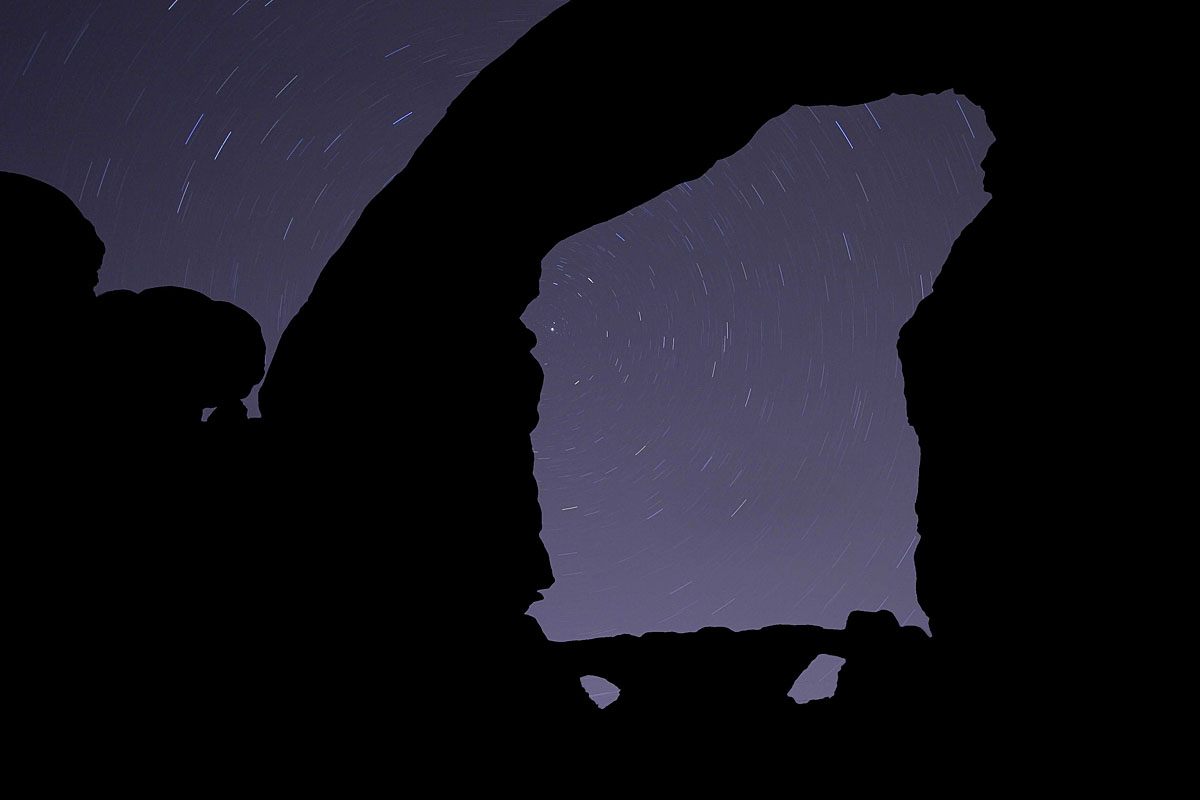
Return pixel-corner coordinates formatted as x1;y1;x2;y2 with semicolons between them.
553;611;932;745
257;0;1065;766
92;285;265;425
557;624;843;720
1;171;265;433
2;171;275;780
6;0;1124;785
2;170;104;431
1;170;104;307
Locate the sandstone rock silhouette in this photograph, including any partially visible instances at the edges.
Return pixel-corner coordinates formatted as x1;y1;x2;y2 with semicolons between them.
5;0;1121;785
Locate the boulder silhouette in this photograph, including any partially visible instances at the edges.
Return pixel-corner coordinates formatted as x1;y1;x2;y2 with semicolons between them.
1;171;105;431
0;170;103;309
91;286;265;426
0;172;265;431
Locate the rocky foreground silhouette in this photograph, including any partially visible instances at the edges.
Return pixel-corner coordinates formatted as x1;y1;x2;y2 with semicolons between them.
5;0;1118;787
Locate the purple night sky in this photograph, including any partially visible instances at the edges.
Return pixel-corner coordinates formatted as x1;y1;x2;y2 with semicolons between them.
1;1;993;704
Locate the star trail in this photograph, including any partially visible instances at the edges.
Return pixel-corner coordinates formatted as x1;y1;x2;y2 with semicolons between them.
1;1;992;705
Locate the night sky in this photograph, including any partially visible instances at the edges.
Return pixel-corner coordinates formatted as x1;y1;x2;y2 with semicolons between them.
2;1;993;704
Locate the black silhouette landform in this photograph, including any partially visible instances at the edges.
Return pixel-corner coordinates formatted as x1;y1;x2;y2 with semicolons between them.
8;0;1095;784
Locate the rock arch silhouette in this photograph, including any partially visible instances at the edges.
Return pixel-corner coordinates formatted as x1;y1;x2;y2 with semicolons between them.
256;0;1059;746
2;0;1123;786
